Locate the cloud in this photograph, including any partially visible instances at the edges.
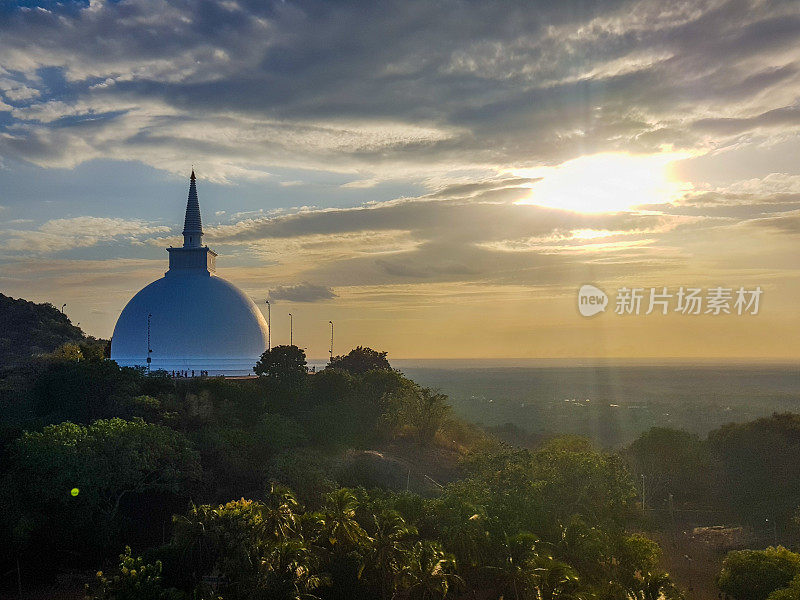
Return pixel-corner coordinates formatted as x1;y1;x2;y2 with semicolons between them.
692;105;800;137
749;210;800;235
0;0;796;181
645;173;800;219
0;216;170;253
208;184;669;248
2;0;799;357
268;282;337;302
196;177;689;289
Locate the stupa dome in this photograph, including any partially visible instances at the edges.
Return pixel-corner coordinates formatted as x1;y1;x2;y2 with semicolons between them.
110;171;268;375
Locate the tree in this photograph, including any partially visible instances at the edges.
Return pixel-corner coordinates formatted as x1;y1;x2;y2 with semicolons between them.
769;575;800;600
261;483;302;542
254;345;307;389
623;427;710;508
394;385;452;444
172;499;264;597
172;498;325;600
307;367;355;406
5;418;199;552
49;342;83;361
328;346;391;374
23;357;144;424
708;413;800;525
365;510;418;600
482;532;543;600
302;368;411;446
531;556;581;600
260;538;326;600
317;488;369;550
401;540;460;600
718;547;800;600
0;293;85;367
86;546;181;600
613;534;677;600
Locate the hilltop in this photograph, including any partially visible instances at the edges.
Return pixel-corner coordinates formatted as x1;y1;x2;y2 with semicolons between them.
0;294;90;367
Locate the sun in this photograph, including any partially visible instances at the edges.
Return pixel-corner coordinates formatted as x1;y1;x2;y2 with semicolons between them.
514;152;691;213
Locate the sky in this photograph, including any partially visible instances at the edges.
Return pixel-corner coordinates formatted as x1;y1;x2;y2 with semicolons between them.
1;0;799;360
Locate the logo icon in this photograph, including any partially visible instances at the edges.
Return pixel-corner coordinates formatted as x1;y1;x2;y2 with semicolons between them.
578;284;608;317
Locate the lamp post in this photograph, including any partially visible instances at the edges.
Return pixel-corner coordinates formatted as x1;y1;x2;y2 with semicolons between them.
766;518;778;546
265;299;271;351
288;313;293;346
146;313;153;373
329;320;334;363
61;303;66;314
641;474;646;511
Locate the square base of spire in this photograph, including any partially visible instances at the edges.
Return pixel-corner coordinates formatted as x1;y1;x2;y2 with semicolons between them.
166;246;217;274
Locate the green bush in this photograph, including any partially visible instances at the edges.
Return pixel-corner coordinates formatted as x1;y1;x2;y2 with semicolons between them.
718;547;800;600
769;575;800;600
86;546;183;600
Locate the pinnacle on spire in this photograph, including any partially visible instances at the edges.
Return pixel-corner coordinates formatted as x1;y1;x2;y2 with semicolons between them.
182;170;203;248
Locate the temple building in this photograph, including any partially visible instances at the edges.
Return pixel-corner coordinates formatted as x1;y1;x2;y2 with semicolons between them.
110;171;269;375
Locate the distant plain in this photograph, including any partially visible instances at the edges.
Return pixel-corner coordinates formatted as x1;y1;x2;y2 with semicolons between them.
393;361;800;447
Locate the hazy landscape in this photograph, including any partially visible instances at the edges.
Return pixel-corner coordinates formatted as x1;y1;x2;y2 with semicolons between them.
400;362;800;447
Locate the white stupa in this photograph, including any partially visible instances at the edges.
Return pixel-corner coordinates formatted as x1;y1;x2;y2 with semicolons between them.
111;171;269;375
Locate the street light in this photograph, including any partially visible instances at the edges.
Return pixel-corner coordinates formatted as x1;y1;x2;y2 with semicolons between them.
641;474;646;511
329;320;334;363
61;303;66;314
288;313;293;346
265;299;271;351
766;518;778;546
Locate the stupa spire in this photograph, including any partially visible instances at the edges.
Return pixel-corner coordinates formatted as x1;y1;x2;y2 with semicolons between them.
182;170;203;248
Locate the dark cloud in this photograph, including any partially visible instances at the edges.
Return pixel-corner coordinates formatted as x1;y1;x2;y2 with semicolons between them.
692;105;800;136
207;179;678;287
0;0;797;174
269;282;337;302
209;189;667;246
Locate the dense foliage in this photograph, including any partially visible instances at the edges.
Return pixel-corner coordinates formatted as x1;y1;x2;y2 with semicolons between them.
623;416;800;531
253;344;308;390
2;303;800;598
708;414;800;525
718;547;800;600
2;417;200;567
328;346;392;375
622;427;710;508
0;293;103;367
83;452;677;600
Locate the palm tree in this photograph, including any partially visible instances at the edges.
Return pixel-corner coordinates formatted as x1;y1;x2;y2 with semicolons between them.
172;500;268;597
553;517;607;581
401;540;461;600
172;503;223;580
261;483;302;542
318;488;369;549
305;488;370;597
481;532;541;600
367;510;418;600
529;553;581;600
257;538;328;600
625;570;678;600
436;501;491;568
